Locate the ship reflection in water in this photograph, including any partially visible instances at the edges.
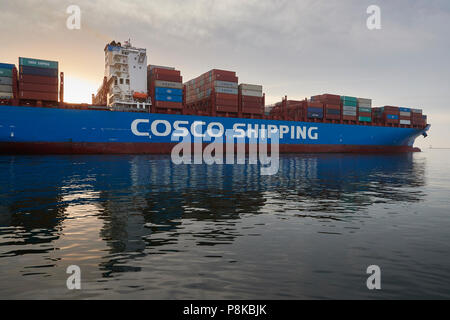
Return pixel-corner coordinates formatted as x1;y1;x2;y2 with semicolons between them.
0;152;449;299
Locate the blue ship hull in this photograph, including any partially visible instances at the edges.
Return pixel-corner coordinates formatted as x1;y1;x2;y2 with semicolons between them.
0;105;429;154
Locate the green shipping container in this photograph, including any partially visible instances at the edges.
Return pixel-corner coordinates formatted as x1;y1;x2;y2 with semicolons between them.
341;96;358;103
343;100;357;107
359;116;372;122
0;68;12;77
359;107;372;113
19;57;58;69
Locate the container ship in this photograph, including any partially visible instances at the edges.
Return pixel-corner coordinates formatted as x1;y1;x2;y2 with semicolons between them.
0;40;430;155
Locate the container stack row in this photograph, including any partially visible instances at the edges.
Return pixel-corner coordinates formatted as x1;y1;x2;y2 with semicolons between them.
18;57;59;102
147;66;183;113
358;98;372;123
311;94;341;120
184;69;239;116
0;63;17;100
341;96;358;121
239;84;264;117
411;109;426;126
373;106;426;127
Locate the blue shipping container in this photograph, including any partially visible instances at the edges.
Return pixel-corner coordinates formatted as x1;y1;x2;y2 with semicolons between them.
0;63;15;70
155;94;182;103
307;107;323;113
399;107;411;112
20;66;58;77
155;87;182;96
387;114;399;120
308;112;323;119
326;109;341;115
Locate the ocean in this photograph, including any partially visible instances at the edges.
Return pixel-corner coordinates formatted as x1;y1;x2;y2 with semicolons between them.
0;150;449;299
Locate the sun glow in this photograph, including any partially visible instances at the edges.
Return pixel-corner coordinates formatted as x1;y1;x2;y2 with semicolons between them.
63;75;99;104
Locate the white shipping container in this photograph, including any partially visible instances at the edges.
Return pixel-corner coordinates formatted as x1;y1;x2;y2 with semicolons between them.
0;84;12;92
241;89;263;97
357;98;372;104
215;87;238;95
343;106;357;111
148;65;175;71
154;80;183;89
411;108;423;113
239;83;263;91
0;76;13;85
215;80;238;89
400;120;411;125
343;111;357;116
400;111;411;117
0;91;13;99
358;102;372;108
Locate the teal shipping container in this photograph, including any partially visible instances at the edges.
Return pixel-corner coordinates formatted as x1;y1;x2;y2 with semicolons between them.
359;107;372;113
341;96;358;103
359;116;372;122
0;68;12;77
19;57;58;70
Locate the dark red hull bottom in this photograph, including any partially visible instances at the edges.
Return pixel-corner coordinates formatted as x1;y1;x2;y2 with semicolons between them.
0;142;421;155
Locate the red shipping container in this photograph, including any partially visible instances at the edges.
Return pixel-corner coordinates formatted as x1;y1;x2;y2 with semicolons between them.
325;114;340;120
216;105;238;113
19;82;58;93
308;102;323;109
359;112;371;117
151;74;183;82
343;115;357;121
150;68;181;76
312;94;340;104
19;90;58;101
211;69;236;77
154;101;182;109
325;104;340;110
242;107;263;114
383;106;399;113
400;116;411;120
241;96;263;104
216;99;238;107
323;94;340;101
19;74;58;85
213;74;238;82
216;93;238;101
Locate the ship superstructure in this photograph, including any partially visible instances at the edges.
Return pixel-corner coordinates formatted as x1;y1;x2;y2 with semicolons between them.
98;40;151;111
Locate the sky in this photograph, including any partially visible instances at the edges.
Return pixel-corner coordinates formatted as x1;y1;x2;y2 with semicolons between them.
1;0;449;148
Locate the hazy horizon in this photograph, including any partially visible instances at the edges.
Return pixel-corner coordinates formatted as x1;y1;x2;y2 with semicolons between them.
1;0;449;148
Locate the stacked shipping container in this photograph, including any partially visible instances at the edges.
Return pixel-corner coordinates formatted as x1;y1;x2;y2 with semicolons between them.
19;57;58;102
311;94;341;120
411;109;425;126
399;107;412;125
239;84;264;117
358;98;372;123
184;69;239;116
147;66;183;112
0;63;16;100
341;96;358;121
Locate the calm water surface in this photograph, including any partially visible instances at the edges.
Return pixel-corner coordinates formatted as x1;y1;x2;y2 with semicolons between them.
0;150;449;299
